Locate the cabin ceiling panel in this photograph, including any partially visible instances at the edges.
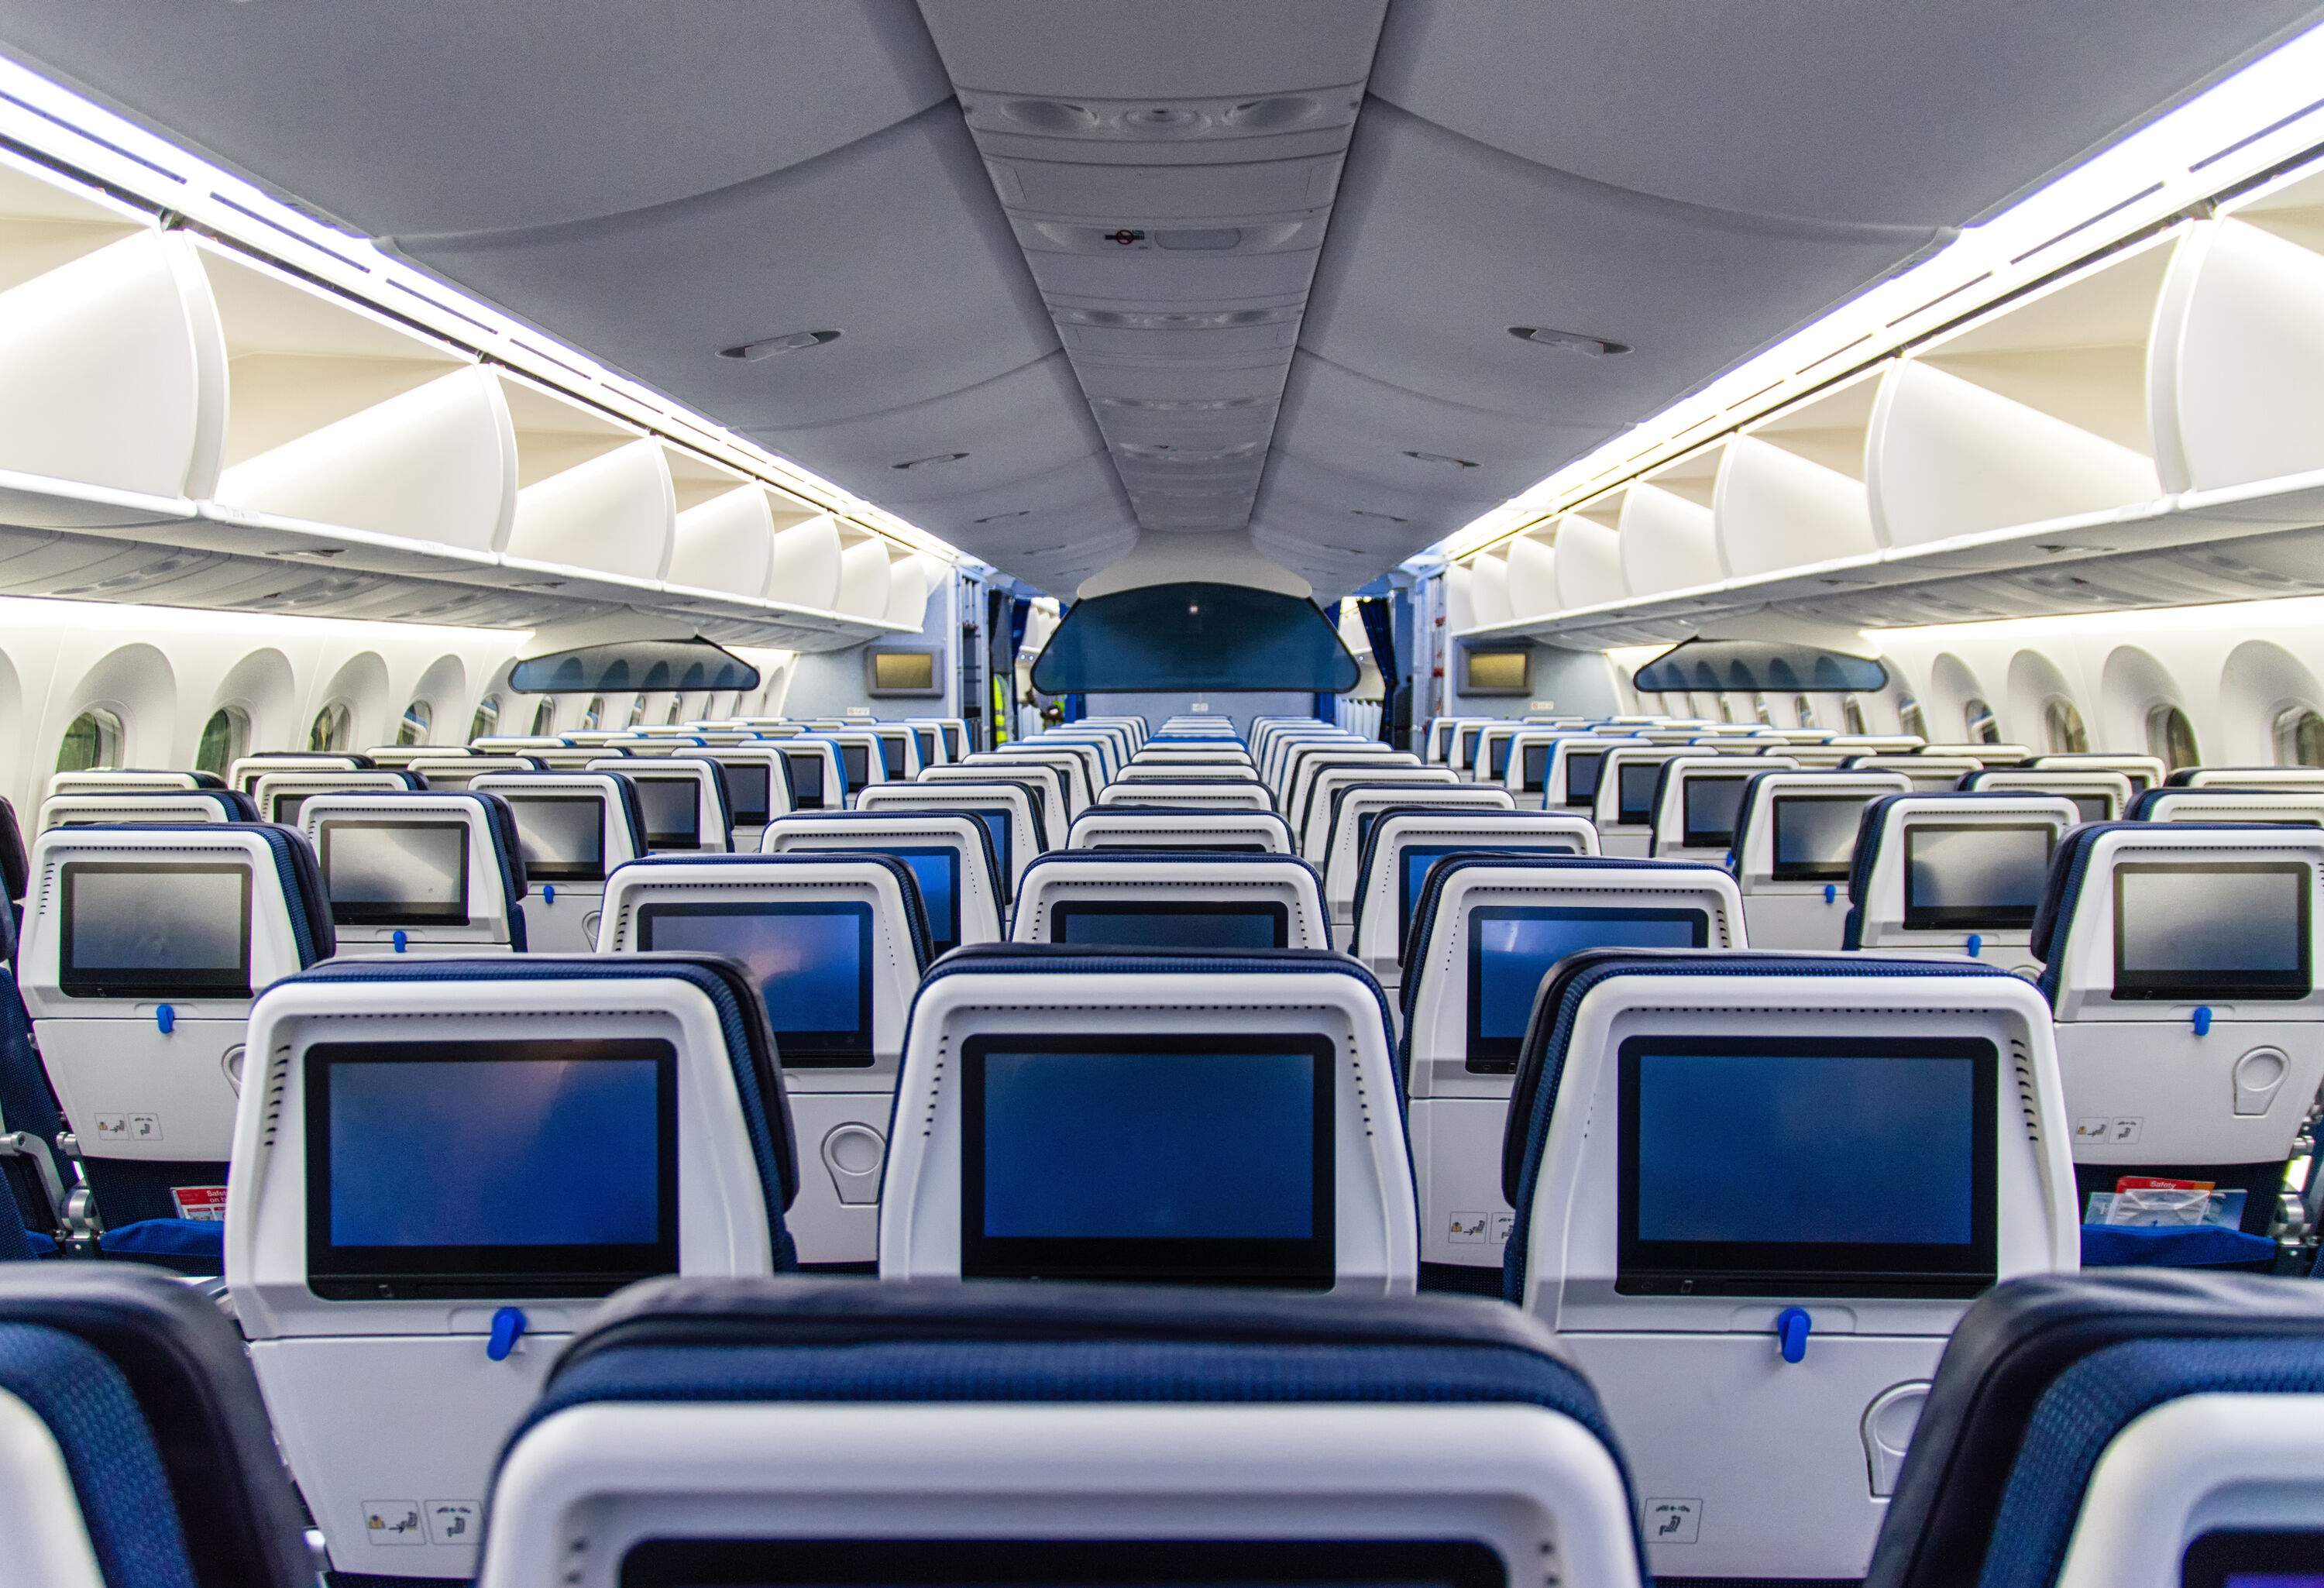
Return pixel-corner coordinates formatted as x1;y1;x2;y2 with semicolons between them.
0;1;954;235
1370;0;2324;229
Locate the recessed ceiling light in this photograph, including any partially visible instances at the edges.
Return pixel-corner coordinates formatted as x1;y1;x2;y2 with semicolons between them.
717;330;842;361
1402;449;1478;469
1509;325;1631;357
972;509;1033;524
1350;509;1408;523
892;452;970;470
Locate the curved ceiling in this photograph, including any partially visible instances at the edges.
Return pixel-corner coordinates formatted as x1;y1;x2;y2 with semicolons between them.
3;0;2318;600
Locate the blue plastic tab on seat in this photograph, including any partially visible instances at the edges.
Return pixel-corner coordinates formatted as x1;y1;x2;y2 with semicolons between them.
1776;1306;1812;1364
2193;1005;2214;1036
1824;883;1837;904
155;1004;175;1035
391;930;408;954
1965;933;1982;959
542;883;555;904
487;1306;527;1362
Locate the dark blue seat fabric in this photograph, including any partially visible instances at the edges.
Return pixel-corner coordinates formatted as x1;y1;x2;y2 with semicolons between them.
1;796;25;907
0;962;65;1229
2078;1221;2276;1269
98;1219;225;1267
1498;950;2015;1303
1864;1270;2324;1588
607;851;934;971
284;954;800;1267
0;1263;315;1588
0;1164;36;1260
505;1276;1645;1561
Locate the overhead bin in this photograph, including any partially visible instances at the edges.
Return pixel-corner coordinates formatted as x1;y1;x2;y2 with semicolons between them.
1618;451;1723;596
1714;370;1881;579
764;512;845;610
835;531;899;620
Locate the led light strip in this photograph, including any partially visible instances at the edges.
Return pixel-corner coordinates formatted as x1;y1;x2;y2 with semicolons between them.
0;51;957;565
1439;17;2324;564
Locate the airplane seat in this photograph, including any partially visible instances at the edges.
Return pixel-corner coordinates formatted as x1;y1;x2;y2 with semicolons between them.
1645;753;1800;861
0;961;66;1241
472;772;649;954
1347;809;1600;999
2030;820;2324;1249
297;790;530;956
771;737;847;813
1841;792;2079;972
0;1263;315;1588
1009;851;1331;950
1094;779;1273;813
17;822;333;1247
1960;767;2134;825
698;745;796;851
1400;855;1746;1289
476;1276;1650;1588
1731;769;1913;950
2170;766;2324;790
2130;785;2324;825
585;755;734;854
46;770;229;799
1295;761;1442;858
225;951;800;1583
1499;948;2077;1582
761;809;1005;954
36;789;261;831
247;768;425;827
2;794;26;917
879;944;1418;1292
1066;805;1295;854
1863;1270;2324;1588
596;851;927;1266
858;781;1042;899
1320;780;1513;925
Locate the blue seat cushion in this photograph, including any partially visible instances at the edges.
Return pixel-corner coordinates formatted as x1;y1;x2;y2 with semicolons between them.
99;1219;226;1263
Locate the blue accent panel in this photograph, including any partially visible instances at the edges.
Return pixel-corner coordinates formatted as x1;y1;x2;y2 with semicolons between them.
1633;638;1888;695
488;1306;527;1362
284;955;800;1259
1030;583;1361;694
0;1321;199;1588
156;1004;176;1034
99;1220;225;1262
1498;950;2013;1303
1776;1306;1811;1364
2079;1222;2275;1268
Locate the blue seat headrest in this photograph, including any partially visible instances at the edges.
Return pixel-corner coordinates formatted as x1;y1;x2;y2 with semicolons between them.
1864;1270;2324;1588
1498;950;2014;1303
284;955;800;1245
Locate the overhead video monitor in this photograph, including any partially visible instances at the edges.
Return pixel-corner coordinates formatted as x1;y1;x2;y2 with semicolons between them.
1466;906;1708;1073
1397;842;1583;950
502;795;607;882
632;777;703;848
1562;749;1605;809
1460;647;1529;696
2113;861;2311;1002
959;1035;1335;1287
1050;899;1290;951
1520;742;1549;794
867;649;940;696
59;861;253;1000
1681;775;1749;848
878;844;961;956
2180;1529;2324;1588
785;749;827;811
637;900;874;1066
621;1539;1504;1588
319;820;470;926
841;742;872;789
304;1036;677;1300
1771;795;1875;882
1618;1036;1998;1298
720;763;772;827
1616;761;1664;823
1901;823;2054;930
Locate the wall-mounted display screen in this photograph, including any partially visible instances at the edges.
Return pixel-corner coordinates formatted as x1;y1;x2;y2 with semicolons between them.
304;1036;677;1300
960;1035;1335;1286
60;861;252;999
1461;648;1529;696
870;651;937;692
1050;899;1289;951
1618;1036;1996;1298
2113;861;2310;1001
637;900;875;1065
1466;906;1707;1071
1771;795;1874;882
503;795;606;882
633;777;703;848
1901;823;2054;930
320;821;470;926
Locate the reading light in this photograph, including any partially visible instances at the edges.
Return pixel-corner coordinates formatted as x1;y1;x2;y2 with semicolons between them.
717;330;842;361
1509;325;1631;357
892;452;970;470
1404;449;1479;469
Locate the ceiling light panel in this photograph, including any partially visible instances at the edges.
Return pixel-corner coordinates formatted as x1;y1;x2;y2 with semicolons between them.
921;0;1390;547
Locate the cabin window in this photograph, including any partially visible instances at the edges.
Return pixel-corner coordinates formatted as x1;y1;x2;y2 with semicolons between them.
1793;695;1820;729
1842;695;1870;734
2043;697;2089;754
1753;693;1775;726
1898;693;1928;739
1963;697;2001;744
396;699;433;747
469;694;500;742
627;696;648;727
530;698;555;736
580;695;606;731
665;699;684;725
308;700;353;754
2147;703;2201;771
56;707;123;773
195;706;249;776
1714;696;1733;724
2275;706;2324;768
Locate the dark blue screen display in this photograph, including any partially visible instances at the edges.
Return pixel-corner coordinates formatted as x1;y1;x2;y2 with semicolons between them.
1632;1050;1977;1245
637;902;869;1057
1471;907;1705;1042
328;1057;660;1247
1052;902;1285;950
978;1050;1315;1239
